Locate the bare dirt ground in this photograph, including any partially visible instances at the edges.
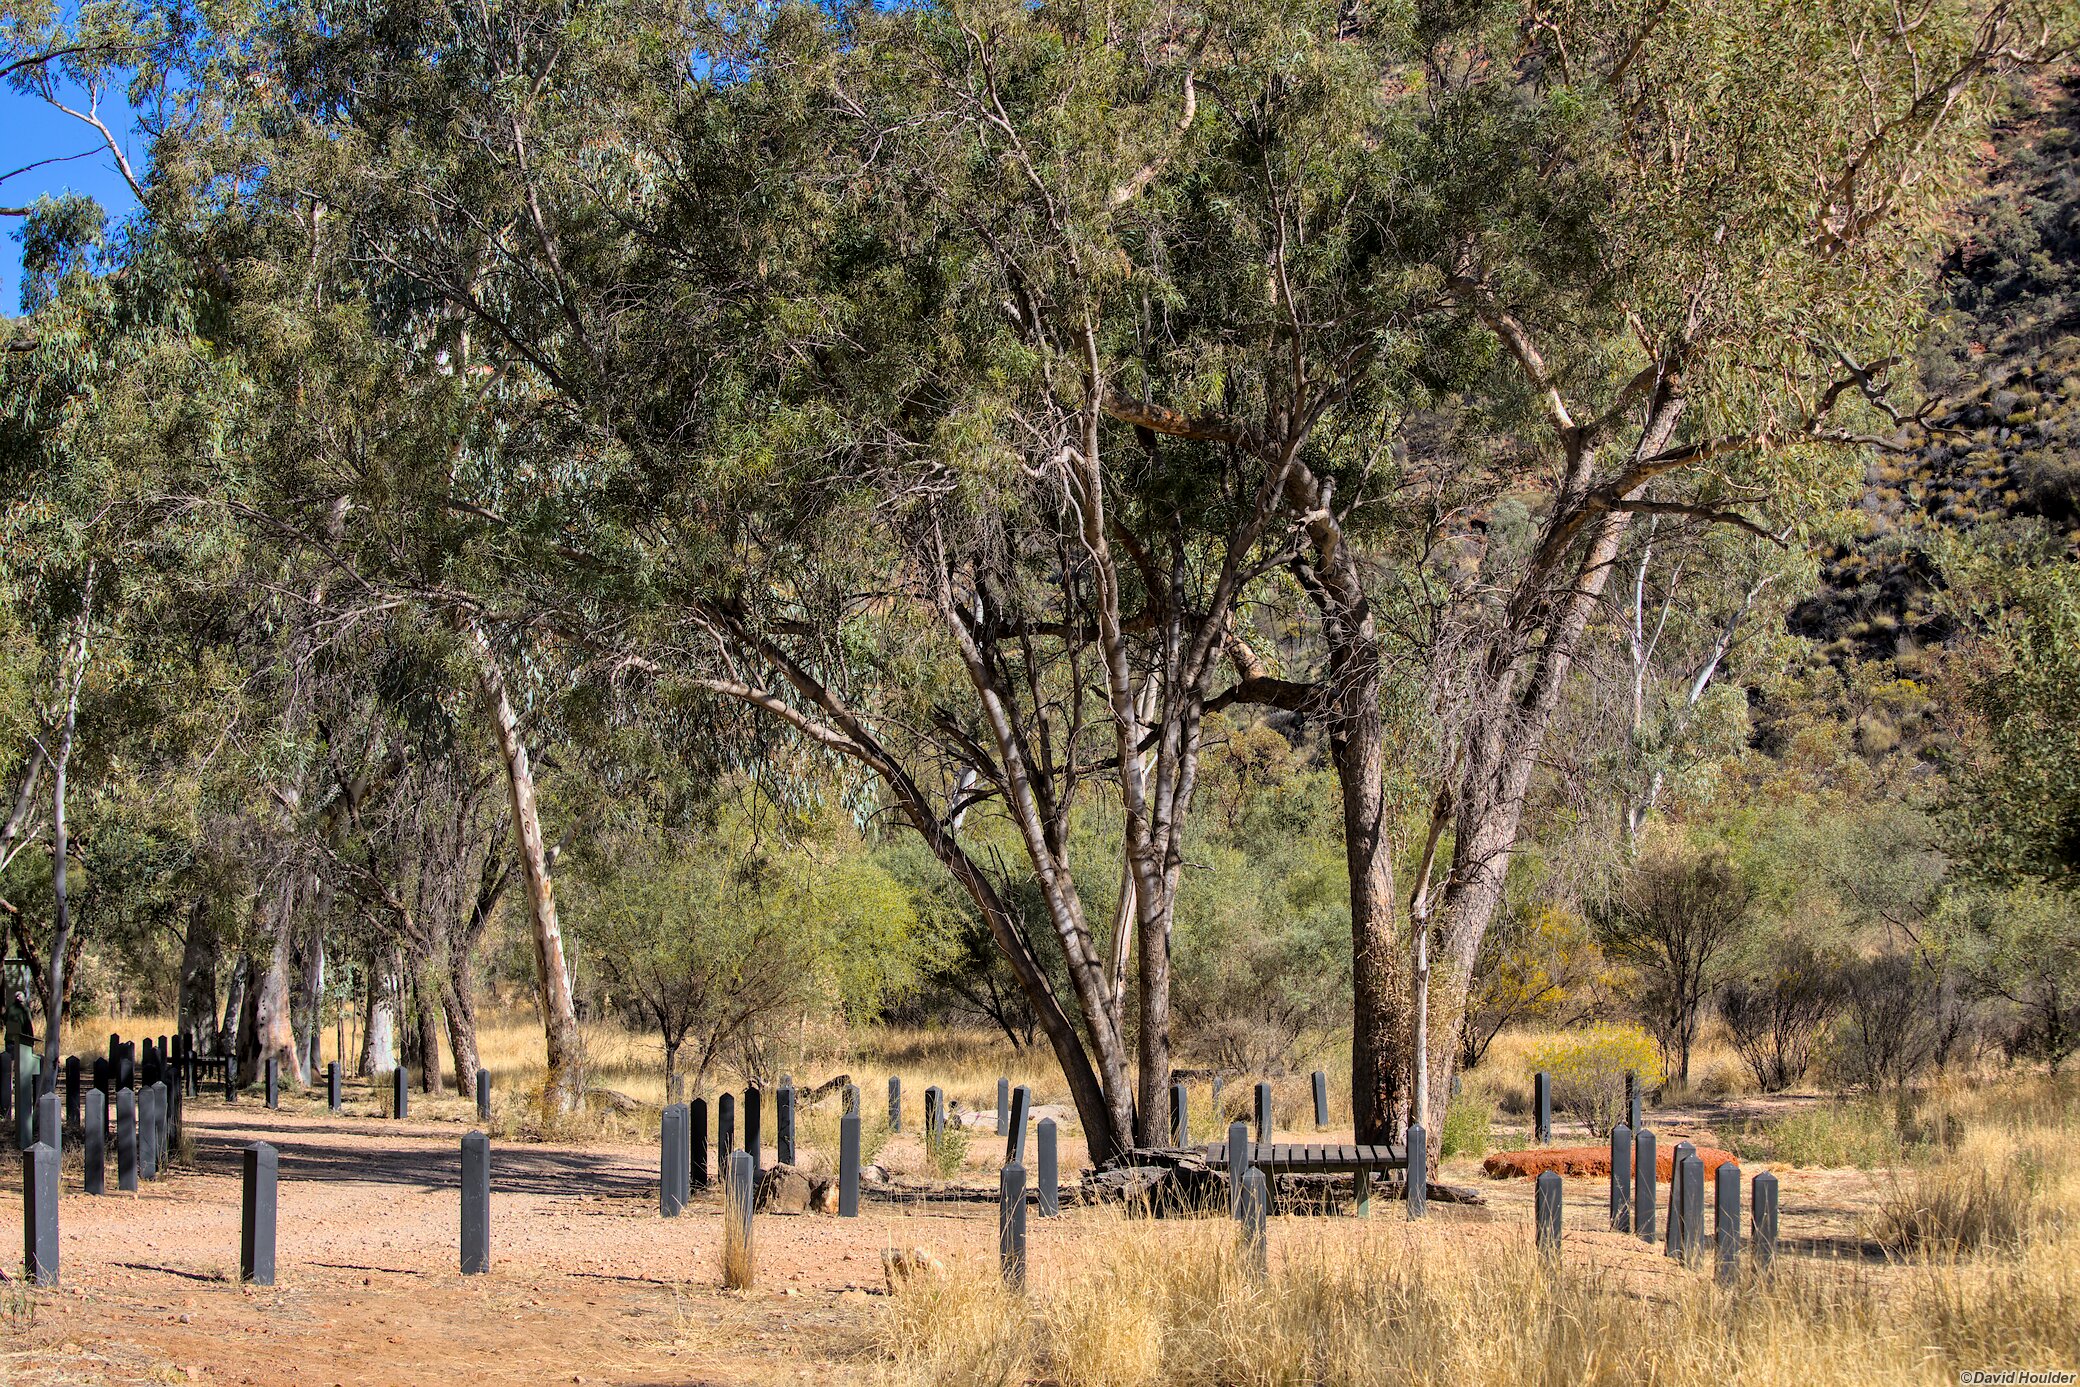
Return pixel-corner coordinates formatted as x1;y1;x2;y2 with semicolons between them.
0;1085;1897;1386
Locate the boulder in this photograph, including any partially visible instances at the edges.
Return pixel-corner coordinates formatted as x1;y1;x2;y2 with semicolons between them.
755;1163;816;1213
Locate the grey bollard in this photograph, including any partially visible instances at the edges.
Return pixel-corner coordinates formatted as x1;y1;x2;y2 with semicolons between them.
718;1092;736;1155
690;1098;710;1189
91;1056;109;1103
84;1090;106;1194
168;1069;184;1148
744;1087;762;1173
152;1081;170;1172
37;1090;59;1150
1534;1071;1551;1144
1678;1154;1705;1266
265;1057;279;1109
1312;1070;1328;1128
777;1082;796;1167
1625;1070;1642;1134
22;1141;58;1286
327;1062;341;1114
460;1130;490;1274
1714;1161;1740;1285
1038;1118;1059;1217
1254;1081;1273;1143
1610;1123;1634;1232
1005;1084;1031;1165
1666;1141;1695;1258
138;1086;160;1182
996;1077;1009;1135
999;1162;1027;1290
839;1112;861;1217
392;1066;408;1120
1238;1167;1269;1281
117;1088;138;1191
888;1076;901;1133
1635;1129;1657;1243
476;1068;490;1122
1227;1120;1250;1220
1752;1171;1779;1274
241;1141;278;1285
65;1056;81;1134
660;1105;688;1217
1170;1082;1189;1147
1535;1169;1562;1261
14;1061;30;1149
924;1085;943;1142
1406;1123;1427;1219
725;1150;756;1288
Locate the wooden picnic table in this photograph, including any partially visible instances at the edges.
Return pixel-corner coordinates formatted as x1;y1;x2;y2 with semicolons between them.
1205;1141;1408;1215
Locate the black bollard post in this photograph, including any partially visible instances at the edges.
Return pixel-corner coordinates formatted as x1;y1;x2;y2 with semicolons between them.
1535;1169;1562;1262
1752;1171;1779;1274
924;1085;943;1143
1634;1129;1658;1243
1625;1070;1642;1135
888;1076;902;1134
91;1055;109;1103
999;1162;1027;1290
37;1091;59;1150
660;1105;688;1217
1005;1085;1031;1165
392;1066;408;1121
1534;1071;1551;1144
13;1061;30;1150
476;1069;491;1123
1406;1123;1427;1220
1238;1167;1269;1281
839;1111;861;1217
1227;1121;1250;1220
744;1087;762;1174
328;1062;341;1115
84;1090;106;1195
777;1082;796;1168
1038;1118;1059;1218
996;1077;1009;1135
1610;1123;1635;1232
1666;1140;1695;1258
460;1131;490;1274
1714;1161;1740;1286
1312;1071;1328;1129
1170;1082;1189;1148
241;1142;278;1286
138;1087;160;1182
117;1088;138;1192
1254;1082;1273;1143
265;1057;279;1110
65;1057;81;1135
1679;1154;1705;1266
22;1141;58;1286
718;1092;736;1155
724;1150;755;1289
690;1098;710;1190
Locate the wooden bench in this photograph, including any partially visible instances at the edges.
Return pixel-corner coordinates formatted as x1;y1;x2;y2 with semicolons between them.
1206;1141;1407;1215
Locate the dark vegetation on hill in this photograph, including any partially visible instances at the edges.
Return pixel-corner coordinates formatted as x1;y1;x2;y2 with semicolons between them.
1791;72;2080;668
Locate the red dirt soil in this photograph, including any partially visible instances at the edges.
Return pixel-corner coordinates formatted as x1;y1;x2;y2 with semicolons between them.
1483;1145;1739;1180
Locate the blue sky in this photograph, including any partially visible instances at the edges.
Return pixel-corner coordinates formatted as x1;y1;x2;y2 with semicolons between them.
1;83;145;316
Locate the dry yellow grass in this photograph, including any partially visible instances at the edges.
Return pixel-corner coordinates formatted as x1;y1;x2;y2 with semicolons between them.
882;1075;2080;1387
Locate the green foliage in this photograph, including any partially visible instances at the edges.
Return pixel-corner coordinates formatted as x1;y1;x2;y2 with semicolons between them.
1733;1101;1904;1169
1440;1089;1495;1160
924;1120;971;1180
1526;1025;1663;1138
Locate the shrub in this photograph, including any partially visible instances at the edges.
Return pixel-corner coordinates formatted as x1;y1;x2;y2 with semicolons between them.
1719;939;1844;1091
925;1120;972;1179
1441;1090;1494;1158
1736;1101;1902;1168
1870;1159;2035;1255
1525;1025;1663;1137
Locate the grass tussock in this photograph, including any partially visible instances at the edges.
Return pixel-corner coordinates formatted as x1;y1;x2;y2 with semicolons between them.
721;1177;755;1291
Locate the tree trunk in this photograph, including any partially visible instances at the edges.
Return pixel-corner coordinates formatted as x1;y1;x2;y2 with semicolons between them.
176;900;219;1057
295;900;328;1077
247;872;307;1088
360;947;400;1077
464;621;583;1111
41;607;88;1074
443;967;481;1097
414;955;446;1094
218;953;250;1059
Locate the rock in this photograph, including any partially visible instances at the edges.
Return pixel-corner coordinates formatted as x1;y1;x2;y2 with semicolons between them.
860;1163;890;1186
882;1246;945;1294
756;1163;814;1213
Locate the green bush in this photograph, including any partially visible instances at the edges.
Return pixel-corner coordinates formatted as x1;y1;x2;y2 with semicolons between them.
1441;1091;1494;1159
1734;1101;1903;1168
1525;1025;1663;1138
925;1121;971;1179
